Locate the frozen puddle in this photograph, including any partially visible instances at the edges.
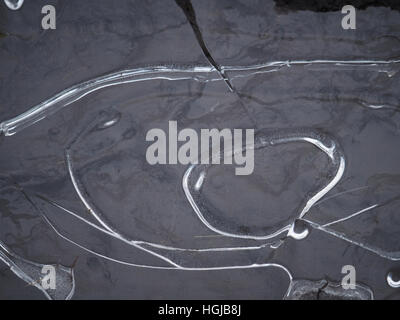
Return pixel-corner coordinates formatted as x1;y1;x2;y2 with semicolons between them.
1;60;400;299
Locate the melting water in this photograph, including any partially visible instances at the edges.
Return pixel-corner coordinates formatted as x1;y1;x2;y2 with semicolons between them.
1;59;399;299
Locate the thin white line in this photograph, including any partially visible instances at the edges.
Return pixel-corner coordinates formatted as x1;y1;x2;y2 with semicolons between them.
322;204;378;227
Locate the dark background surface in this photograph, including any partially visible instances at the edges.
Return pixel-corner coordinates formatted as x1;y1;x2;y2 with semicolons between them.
0;0;400;299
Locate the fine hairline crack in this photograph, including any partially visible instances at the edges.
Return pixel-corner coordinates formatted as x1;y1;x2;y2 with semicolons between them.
174;0;260;129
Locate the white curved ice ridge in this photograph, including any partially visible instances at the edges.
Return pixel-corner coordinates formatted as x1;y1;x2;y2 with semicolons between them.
1;59;399;136
0;66;218;136
3;0;24;10
0;61;393;246
223;59;400;78
36;193;295;298
183;128;345;240
0;240;75;300
1;60;398;299
62;145;286;264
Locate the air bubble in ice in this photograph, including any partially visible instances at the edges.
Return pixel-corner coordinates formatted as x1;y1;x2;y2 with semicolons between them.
3;0;24;10
287;219;310;240
387;271;400;288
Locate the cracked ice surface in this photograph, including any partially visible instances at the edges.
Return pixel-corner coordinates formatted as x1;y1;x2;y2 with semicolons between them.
1;59;399;299
1;0;400;299
0;240;75;300
285;279;373;300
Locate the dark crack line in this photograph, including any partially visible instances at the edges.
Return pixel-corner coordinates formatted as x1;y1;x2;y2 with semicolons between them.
174;0;259;129
174;0;234;91
316;280;329;300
